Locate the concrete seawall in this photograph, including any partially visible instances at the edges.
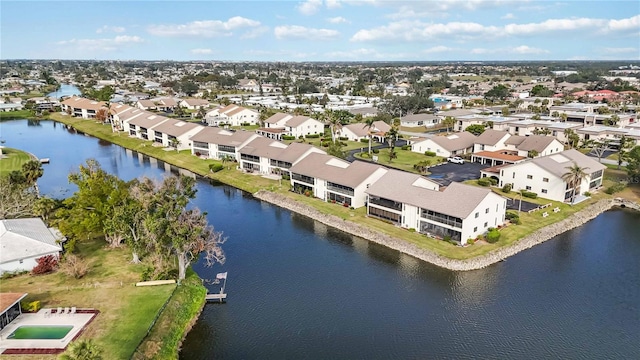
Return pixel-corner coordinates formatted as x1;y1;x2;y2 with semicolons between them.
254;191;637;271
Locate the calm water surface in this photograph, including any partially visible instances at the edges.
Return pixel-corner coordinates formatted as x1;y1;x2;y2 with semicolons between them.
2;120;639;359
46;84;81;99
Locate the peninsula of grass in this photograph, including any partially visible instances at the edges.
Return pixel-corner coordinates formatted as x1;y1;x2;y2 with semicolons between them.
44;113;622;261
0;147;34;176
0;236;178;360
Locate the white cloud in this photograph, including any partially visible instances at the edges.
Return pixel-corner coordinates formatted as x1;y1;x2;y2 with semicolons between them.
601;47;638;54
56;35;143;52
240;26;270;39
471;45;549;55
501;13;515;20
96;25;125;34
605;14;640;32
352;15;640;42
324;47;410;60
327;16;349;24
297;0;323;15
147;17;260;37
326;0;342;9
423;46;456;54
191;48;213;55
274;25;339;40
512;45;549;54
351;20;498;42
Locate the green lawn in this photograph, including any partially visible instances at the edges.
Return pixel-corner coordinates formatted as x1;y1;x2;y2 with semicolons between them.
355;148;445;174
0;147;33;176
0;110;34;119
283;137;369;152
1;237;176;360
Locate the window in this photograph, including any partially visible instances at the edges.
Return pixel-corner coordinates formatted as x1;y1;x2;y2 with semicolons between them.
527;175;533;179
512;172;515;178
485;208;489;214
543;177;549;182
475;212;479;218
542;189;548;194
526;186;532;190
484;222;488;228
473;227;477;232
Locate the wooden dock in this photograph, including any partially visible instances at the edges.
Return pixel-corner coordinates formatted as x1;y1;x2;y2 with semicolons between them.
205;292;227;302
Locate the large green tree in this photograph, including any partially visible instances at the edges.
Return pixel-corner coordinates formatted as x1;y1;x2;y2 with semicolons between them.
625;146;640;182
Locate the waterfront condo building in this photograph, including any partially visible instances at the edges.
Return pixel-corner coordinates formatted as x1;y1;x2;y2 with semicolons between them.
365;169;507;245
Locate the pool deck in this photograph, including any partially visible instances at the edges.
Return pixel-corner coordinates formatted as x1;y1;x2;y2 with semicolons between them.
0;309;97;354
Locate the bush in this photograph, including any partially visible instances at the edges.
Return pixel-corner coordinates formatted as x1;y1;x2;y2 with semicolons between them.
60;254;89;279
488;177;498;186
373;148;379;154
209;163;224;173
31;255;58;275
604;183;625;195
466;238;475;245
21;300;41;313
486;229;501;243
522;190;538;199
424;151;436;157
401;145;410;150
506;211;521;225
339;136;348;141
583;191;592;197
477;178;491;187
321;141;330;147
502;183;512;193
360;138;369;143
240;122;250;126
281;135;296;140
305;134;320;139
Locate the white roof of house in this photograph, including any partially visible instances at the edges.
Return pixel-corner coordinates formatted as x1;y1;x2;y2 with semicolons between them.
0;218;64;264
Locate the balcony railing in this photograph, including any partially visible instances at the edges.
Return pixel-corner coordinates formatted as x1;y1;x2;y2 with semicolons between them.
326;182;354;196
292;173;314;185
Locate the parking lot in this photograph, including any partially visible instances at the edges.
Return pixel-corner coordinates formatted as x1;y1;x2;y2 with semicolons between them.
427;161;490;186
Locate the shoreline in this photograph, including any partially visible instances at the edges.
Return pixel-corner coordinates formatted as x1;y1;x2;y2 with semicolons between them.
254;191;638;271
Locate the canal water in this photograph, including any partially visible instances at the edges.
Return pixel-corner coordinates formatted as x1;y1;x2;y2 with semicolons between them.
2;120;639;359
46;84;81;99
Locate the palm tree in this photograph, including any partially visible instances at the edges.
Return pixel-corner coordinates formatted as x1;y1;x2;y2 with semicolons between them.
22;160;44;194
442;116;455;133
562;162;589;205
363;117;376;155
325;109;342;143
59;340;102;360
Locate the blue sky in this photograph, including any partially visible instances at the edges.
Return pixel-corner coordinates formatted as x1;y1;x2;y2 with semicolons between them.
2;1;639;61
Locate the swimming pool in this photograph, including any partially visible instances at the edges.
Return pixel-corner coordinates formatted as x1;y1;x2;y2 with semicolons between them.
7;325;73;339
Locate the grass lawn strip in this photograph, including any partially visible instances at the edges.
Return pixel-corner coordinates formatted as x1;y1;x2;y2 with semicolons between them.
355;148;445;174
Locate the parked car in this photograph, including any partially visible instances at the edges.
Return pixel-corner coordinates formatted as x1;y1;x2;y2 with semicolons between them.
447;156;464;164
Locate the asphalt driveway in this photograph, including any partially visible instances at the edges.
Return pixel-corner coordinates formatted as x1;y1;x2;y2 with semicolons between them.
427;161;490;186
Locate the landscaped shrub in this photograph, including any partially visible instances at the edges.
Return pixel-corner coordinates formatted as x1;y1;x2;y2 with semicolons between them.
339;136;348;141
240;122;250;126
373;148;379;154
31;255;58;275
477;178;491;186
360;138;369;143
486;229;501;243
321;141;330;147
60;254;89;279
583;191;592;197
401;145;410;150
424;151;436;157
209;163;224;173
604;183;625;195
305;134;320;138
488;177;498;186
522;190;538;199
505;211;521;225
281;135;296;140
466;238;475;245
502;183;512;193
21;300;41;313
